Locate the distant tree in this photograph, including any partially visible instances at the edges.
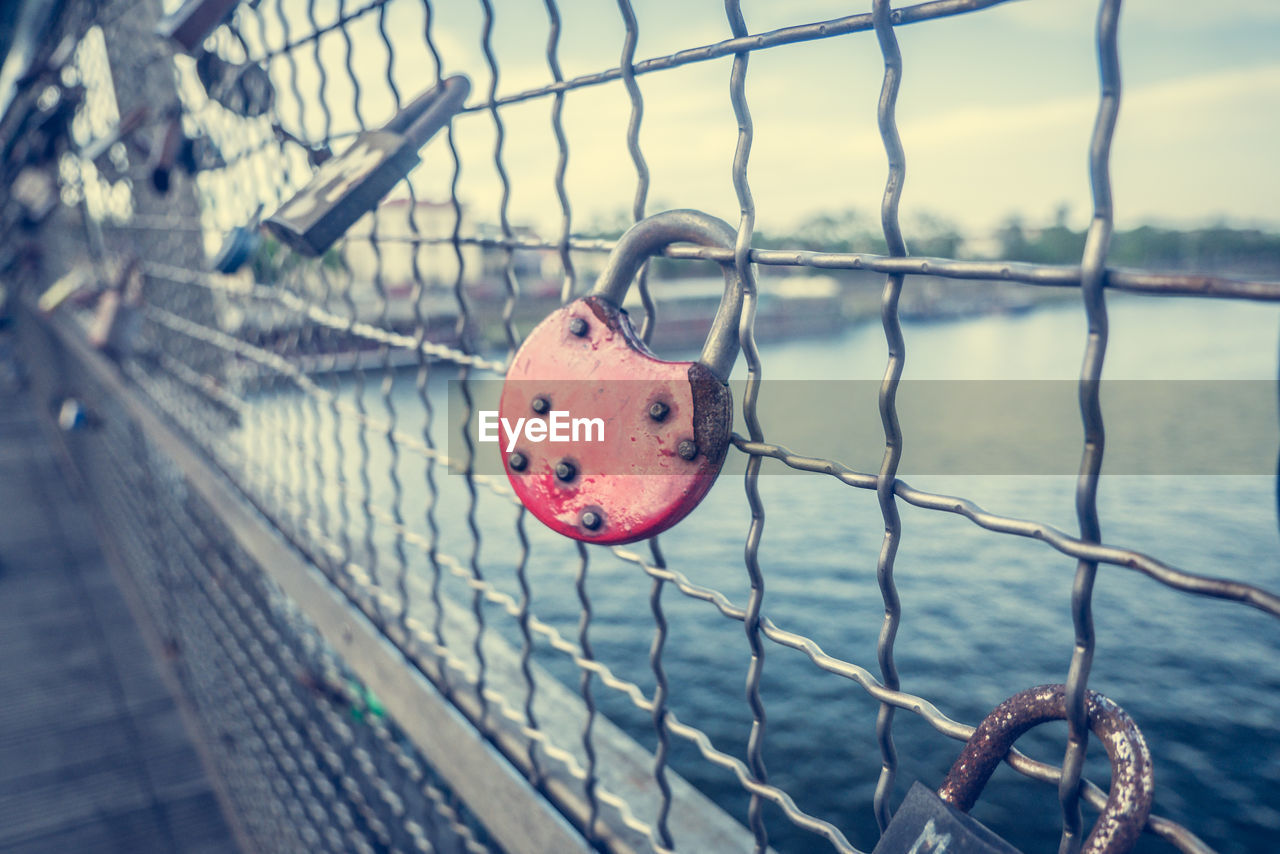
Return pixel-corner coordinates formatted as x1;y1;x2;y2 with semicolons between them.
987;208;1280;269
586;204;1280;276
995;214;1031;260
907;212;963;258
791;208;885;253
1034;221;1086;263
995;213;1085;264
1109;225;1280;268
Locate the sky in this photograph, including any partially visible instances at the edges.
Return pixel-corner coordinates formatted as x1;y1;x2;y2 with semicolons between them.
212;0;1280;244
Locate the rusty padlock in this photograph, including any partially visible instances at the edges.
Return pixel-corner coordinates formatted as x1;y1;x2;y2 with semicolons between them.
499;209;744;545
873;684;1154;854
264;75;470;256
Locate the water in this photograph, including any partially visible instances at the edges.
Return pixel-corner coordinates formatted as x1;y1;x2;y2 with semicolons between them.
244;294;1280;853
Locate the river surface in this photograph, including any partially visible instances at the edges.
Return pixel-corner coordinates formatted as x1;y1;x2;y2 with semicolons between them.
243;293;1280;853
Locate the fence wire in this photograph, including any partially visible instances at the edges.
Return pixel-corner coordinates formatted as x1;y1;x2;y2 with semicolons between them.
4;1;1280;853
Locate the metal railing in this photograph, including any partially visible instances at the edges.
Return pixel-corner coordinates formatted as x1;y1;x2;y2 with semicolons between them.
3;1;1279;853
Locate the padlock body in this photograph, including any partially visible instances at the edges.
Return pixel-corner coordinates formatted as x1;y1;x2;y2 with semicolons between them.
500;296;732;545
197;53;274;118
87;291;139;359
873;782;1022;854
213;226;261;274
265;130;418;256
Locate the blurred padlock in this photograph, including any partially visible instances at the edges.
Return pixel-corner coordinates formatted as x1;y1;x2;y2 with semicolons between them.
56;398;100;432
155;0;243;54
13;167;59;228
149;114;185;195
10;83;82;168
32;84;83;162
213;205;265;274
38;264;99;314
184;132;226;172
197;51;275;118
212;226;261;275
272;123;333;168
87;256;144;360
150;113;223;194
17;34;77;89
79;105;151;179
264;75;470;256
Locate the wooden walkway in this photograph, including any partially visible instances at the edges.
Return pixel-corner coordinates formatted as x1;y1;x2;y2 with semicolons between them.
0;376;237;853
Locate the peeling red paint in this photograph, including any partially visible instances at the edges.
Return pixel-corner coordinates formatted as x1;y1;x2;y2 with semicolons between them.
499;296;731;544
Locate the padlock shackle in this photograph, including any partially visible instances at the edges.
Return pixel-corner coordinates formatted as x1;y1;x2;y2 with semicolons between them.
386;75;471;146
588;209;743;383
938;684;1154;854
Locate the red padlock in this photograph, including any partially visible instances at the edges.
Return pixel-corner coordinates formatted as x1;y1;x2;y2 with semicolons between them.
499;210;745;544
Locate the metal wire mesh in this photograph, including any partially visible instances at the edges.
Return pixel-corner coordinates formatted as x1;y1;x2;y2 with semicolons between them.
5;1;1280;853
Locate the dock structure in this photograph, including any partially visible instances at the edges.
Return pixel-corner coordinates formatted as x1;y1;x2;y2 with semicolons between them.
0;384;236;854
1;0;1279;852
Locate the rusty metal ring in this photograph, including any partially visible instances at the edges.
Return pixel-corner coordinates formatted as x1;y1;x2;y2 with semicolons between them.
939;684;1154;854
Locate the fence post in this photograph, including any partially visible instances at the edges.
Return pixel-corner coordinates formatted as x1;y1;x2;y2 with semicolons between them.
95;0;224;382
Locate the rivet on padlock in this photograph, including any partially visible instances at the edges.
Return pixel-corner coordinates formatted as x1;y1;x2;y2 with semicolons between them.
264;75;470;257
873;684;1154;854
155;0;243;54
499;209;745;545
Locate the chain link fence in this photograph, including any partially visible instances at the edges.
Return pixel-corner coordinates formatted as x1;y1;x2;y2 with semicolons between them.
3;1;1279;853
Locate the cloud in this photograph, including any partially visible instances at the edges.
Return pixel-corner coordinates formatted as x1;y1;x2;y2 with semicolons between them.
227;1;1280;239
1001;0;1280;31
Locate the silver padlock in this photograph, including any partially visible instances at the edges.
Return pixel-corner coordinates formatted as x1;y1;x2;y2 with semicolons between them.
264;75;469;256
